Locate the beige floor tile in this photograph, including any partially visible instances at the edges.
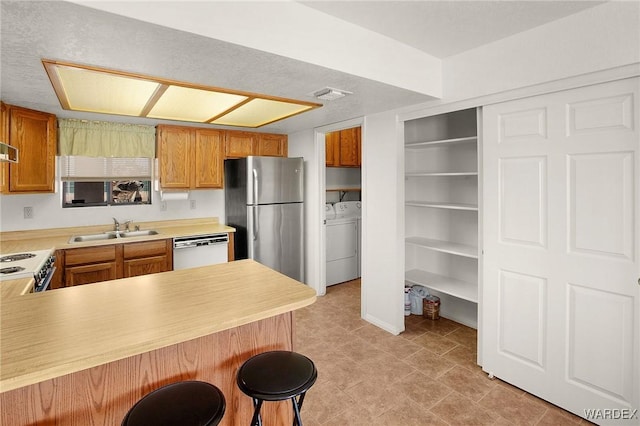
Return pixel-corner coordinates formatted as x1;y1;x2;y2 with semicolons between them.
404;348;457;379
439;365;495;402
301;378;357;424
412;331;460;356
478;386;547;425
376;399;450;425
296;279;581;425
430;391;498;425
342;378;411;418
395;370;453;408
443;344;481;371
446;324;478;349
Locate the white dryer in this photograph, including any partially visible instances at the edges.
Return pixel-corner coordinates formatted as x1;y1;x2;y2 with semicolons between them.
325;201;361;286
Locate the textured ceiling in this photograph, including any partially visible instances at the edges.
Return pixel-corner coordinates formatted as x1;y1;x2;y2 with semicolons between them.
0;1;604;134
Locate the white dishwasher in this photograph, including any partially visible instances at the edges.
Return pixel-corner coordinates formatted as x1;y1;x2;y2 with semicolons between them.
173;233;229;270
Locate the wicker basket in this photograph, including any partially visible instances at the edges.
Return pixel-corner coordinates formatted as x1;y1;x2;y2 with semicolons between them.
423;295;440;320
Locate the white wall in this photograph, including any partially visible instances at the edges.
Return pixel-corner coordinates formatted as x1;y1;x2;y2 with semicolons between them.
442;1;640;104
360;111;405;334
0;186;225;232
286;128;319;289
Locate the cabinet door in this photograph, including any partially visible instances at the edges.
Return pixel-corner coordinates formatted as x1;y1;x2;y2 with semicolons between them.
0;102;8;193
338;127;361;167
194;129;224;188
123;255;169;278
157;125;192;189
8;105;56;192
225;131;255;158
65;262;117;286
325;131;340;166
256;134;287;157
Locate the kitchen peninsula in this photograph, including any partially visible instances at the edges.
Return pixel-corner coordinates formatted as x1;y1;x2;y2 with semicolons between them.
0;259;316;425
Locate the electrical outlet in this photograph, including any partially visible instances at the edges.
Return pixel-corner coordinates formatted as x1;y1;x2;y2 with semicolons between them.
160;201;167;211
24;206;33;219
190;200;197;210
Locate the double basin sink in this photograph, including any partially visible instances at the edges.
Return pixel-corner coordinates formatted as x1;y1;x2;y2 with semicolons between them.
68;230;159;243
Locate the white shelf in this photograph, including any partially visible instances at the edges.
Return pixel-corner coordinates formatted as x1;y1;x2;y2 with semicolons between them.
326;187;361;192
405;136;477;149
406;237;478;259
405;171;478;177
405;201;478;211
405;269;478;303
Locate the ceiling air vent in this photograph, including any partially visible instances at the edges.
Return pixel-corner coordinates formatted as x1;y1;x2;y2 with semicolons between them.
312;87;352;101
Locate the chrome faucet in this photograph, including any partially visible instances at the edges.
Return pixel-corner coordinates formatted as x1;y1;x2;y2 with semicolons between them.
112;217;120;232
123;220;132;232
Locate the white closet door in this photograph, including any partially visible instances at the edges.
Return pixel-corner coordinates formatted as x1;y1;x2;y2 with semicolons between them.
482;77;639;424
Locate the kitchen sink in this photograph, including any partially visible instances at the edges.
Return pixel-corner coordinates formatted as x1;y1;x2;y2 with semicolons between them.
68;230;159;243
119;230;159;238
68;233;120;243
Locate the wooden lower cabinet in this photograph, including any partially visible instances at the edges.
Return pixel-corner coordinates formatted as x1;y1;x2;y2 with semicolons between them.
63;239;172;286
65;262;118;286
123;240;173;278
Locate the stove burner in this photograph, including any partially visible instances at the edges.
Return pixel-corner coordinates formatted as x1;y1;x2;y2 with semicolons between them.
0;266;26;274
0;253;36;262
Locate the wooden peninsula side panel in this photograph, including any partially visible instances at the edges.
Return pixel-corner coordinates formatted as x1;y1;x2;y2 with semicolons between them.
0;312;294;425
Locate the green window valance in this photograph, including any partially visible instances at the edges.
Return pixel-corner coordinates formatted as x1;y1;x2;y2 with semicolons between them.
58;119;156;158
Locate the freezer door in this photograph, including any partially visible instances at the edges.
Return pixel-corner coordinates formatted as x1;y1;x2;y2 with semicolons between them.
247;203;303;281
246;156;303;205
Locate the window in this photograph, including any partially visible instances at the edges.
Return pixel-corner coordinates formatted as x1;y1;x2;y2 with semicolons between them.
61;156;152;207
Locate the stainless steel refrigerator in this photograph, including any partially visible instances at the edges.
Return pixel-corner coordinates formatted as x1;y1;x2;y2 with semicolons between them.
224;156;304;281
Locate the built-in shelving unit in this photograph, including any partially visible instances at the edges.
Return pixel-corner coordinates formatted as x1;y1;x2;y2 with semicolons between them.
404;108;480;328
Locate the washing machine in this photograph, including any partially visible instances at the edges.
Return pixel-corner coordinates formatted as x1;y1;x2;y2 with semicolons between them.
325;201;361;286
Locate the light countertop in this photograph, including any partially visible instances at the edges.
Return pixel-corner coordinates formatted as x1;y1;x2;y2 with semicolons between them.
0;259;316;393
0;217;235;254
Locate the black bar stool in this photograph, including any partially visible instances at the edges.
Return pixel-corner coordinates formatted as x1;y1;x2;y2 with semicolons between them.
122;380;225;426
236;350;317;426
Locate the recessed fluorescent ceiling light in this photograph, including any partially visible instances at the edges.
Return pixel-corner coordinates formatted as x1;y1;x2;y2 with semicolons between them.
312;87;352;101
42;60;322;128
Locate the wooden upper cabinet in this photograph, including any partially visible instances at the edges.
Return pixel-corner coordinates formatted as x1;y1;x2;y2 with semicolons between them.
1;103;56;193
255;133;287;157
157;125;192;189
157;125;223;190
326;127;361;167
338;127;361;167
225;131;255;158
0;103;9;193
194;129;224;188
226;131;287;158
325;131;340;166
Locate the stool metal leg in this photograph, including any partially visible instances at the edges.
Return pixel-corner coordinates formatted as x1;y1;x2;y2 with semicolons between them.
291;396;303;426
251;398;263;426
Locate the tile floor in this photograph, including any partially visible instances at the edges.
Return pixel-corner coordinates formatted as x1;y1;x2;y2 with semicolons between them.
295;279;590;425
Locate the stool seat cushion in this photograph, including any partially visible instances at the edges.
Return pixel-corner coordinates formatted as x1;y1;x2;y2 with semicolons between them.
237;351;317;401
122;381;225;426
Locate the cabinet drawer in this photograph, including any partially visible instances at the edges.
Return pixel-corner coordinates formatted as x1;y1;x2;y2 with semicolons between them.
65;245;117;266
123;240;169;259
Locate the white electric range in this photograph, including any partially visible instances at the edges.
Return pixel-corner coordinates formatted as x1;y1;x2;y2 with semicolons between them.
0;249;56;292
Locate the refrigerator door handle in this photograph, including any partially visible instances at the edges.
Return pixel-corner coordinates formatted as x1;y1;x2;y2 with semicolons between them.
252;206;258;241
252;168;259;204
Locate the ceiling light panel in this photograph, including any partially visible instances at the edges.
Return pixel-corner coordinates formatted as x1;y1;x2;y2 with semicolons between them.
43;60;322;128
55;66;159;116
147;85;248;122
212;98;314;127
